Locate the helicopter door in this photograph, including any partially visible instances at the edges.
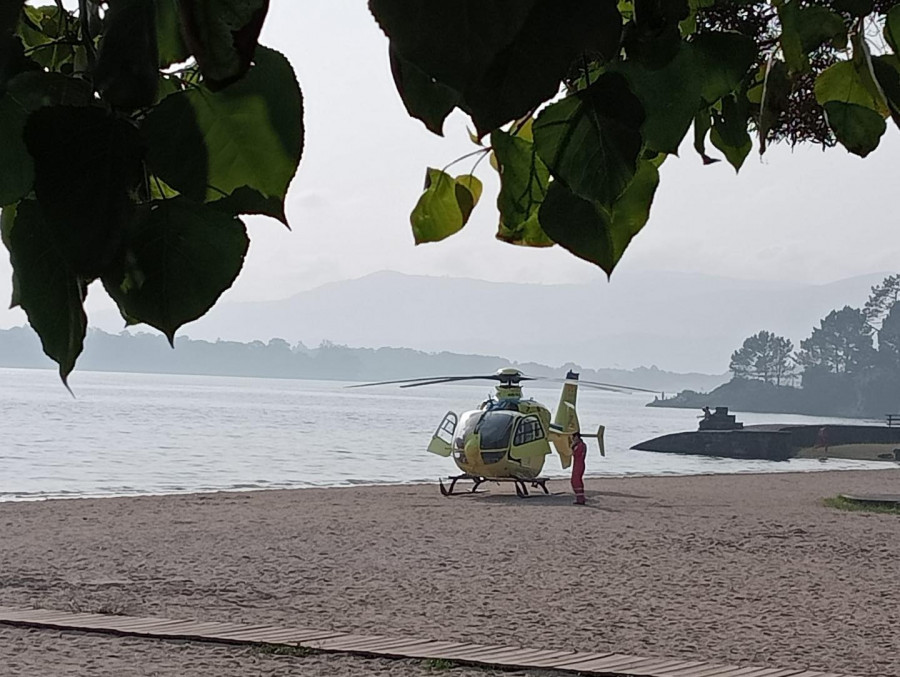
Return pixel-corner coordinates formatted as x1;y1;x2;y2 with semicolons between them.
510;415;550;460
427;411;457;457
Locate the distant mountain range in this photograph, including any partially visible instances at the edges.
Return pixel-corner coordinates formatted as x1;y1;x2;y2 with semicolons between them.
0;327;725;393
90;269;891;374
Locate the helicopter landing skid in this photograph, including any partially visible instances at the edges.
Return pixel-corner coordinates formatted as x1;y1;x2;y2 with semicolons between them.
438;474;551;498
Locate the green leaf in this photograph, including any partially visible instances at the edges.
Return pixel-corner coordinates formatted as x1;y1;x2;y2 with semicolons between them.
0;203;13;250
614;43;701;154
887;5;900;58
17;5;62;54
622;0;689;70
102;197;249;344
1;1;23;34
370;0;622;135
23;105;145;277
388;44;460;136
533;72;645;207
410;168;480;244
691;31;756;104
94;0;159;109
758;57;791;154
0;71;92;207
0;33;31;89
815;60;884;112
144;46;303;218
872;54;900;129
491;128;552;246
779;2;846;73
538;160;660;276
4;200;87;383
142;91;208;200
5;70;92;110
497;210;553;247
832;0;872;16
454;174;482;223
710;94;752;171
850;27;889;118
191;46;301;204
208;186;287;226
822;101;886;157
0;94;32;205
157;73;183;102
692;107;719;164
157;0;190;67
176;0;269;89
884;4;900;56
0;205;21;309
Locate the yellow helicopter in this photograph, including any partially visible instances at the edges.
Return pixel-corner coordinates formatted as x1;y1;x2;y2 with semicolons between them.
350;368;655;497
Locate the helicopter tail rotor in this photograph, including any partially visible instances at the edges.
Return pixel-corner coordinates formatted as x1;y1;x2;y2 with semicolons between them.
579;424;607;456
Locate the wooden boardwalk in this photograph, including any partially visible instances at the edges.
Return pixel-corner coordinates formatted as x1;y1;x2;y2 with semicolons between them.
0;605;857;677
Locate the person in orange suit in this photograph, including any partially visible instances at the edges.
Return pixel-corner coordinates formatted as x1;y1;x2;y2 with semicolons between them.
570;431;587;505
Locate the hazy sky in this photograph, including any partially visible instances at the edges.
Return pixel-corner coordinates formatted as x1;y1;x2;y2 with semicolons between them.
2;1;898;330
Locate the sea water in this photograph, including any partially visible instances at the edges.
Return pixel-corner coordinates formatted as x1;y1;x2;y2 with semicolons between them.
0;367;890;501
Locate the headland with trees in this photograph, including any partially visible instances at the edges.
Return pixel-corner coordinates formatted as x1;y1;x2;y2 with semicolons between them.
649;274;900;419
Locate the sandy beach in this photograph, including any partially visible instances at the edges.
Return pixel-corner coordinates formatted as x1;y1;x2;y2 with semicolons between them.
1;469;899;676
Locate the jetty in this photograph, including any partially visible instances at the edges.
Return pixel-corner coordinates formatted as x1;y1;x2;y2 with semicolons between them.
632;407;900;461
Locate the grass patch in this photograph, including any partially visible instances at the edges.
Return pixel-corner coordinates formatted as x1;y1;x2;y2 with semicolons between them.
824;496;900;515
424;658;458;670
256;643;316;657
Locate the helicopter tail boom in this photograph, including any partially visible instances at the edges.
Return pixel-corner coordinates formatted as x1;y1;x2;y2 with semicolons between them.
551;371;581;434
547;371;580;468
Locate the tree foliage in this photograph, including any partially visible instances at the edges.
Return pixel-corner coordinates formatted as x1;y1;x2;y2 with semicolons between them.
372;0;900;274
877;302;900;366
796;305;876;375
863;273;900;328
5;1;900;380
0;0;302;382
729;330;796;385
725;277;900;416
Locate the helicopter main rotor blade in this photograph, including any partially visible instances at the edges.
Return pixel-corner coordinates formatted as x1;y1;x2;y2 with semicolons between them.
578;380;659;394
347;374;535;388
543;377;659;394
398;375;536;388
346;371;655;393
346;375;487;388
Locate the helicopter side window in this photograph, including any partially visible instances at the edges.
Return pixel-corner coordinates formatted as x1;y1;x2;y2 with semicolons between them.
477;411;517;450
513;415;544;446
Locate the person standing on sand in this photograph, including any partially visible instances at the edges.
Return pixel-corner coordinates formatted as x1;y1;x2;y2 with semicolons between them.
816;426;829;455
570;431;587;505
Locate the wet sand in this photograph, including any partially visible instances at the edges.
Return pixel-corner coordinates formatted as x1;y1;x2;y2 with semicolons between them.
1;469;899;676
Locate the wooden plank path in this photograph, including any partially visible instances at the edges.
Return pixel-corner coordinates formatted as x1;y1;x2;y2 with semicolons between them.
0;606;857;677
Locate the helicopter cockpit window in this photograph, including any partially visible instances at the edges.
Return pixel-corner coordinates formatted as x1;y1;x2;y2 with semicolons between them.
453;411;481;451
477;411;517;450
513;415;545;446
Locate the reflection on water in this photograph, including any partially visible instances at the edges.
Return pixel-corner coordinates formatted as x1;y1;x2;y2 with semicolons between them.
0;367;892;501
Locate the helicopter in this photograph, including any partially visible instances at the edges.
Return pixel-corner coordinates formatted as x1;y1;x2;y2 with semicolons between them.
350;368;656;497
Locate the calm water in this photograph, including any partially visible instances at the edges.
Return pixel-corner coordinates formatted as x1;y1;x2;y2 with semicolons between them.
0;367;891;501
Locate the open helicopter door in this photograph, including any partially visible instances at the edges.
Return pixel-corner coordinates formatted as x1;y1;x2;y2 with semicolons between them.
427;411;458;457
